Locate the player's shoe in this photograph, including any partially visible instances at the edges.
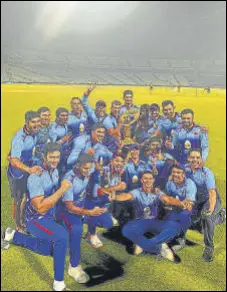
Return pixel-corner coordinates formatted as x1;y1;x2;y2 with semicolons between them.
1;227;10;250
68;264;90;284
172;237;186;252
84;233;104;248
202;247;214;262
160;243;175;262
134;245;144;256
53;280;66;291
4;227;16;242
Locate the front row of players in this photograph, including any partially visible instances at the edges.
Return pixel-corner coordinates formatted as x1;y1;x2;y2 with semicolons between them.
2;141;226;291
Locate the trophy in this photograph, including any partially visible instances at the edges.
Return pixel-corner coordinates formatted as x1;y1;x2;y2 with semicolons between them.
121;109;140;145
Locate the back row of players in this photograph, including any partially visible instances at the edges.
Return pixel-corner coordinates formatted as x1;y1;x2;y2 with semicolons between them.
2;85;225;291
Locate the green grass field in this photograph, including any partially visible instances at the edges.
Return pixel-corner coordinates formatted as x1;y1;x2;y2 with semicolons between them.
1;84;226;291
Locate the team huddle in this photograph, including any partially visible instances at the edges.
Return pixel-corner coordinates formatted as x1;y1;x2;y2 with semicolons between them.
1;85;226;291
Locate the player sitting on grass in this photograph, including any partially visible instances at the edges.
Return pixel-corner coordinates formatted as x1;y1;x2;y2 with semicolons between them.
7;110;42;232
107;171;182;262
56;153;107;284
162;165;197;252
2;142;72;292
185;149;226;262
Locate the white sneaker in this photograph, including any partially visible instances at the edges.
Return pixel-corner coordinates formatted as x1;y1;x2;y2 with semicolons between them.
85;233;104;248
53;280;66;291
160;243;175;262
134;245;143;256
68;264;90;284
4;227;16;242
111;216;119;226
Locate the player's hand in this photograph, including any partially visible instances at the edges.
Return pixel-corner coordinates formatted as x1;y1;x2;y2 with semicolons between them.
29;166;42;175
200;125;208;133
86;148;95;156
165;140;173;149
84;84;96;96
60;179;72;192
108;192;117;201
60;133;73;143
89;207;107;216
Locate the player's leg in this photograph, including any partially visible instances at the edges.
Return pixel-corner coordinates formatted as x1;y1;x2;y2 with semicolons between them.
58;212;90;284
85;211;113;248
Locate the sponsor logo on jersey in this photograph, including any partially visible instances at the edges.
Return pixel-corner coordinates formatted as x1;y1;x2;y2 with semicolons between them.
79;123;85;132
185;140;191;149
132;175;138;183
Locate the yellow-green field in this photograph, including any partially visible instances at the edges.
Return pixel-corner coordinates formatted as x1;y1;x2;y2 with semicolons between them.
1;84;226;291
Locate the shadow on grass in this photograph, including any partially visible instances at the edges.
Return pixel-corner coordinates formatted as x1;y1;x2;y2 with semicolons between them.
83;251;125;287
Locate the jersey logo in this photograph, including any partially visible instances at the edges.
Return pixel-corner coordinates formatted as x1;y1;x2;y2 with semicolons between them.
185;140;191;149
79;123;85;132
132;175;138;183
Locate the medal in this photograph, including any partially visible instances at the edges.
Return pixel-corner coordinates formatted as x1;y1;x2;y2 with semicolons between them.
184;140;191;149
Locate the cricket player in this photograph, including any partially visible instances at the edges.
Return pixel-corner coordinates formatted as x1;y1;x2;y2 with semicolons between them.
33;107;52;165
108;171;181;262
161;100;182;136
122;144;148;192
81;84;107;132
163;165;197;251
49;108;73;177
3;142;72;291
147;103;166;136
56;154;107;283
67;123;113;169
7;111;42;232
185;149;226;262
103;100;124;153
144;136;177;190
133;104;150;144
165;109;209;165
68;97;88;138
120;90;139;115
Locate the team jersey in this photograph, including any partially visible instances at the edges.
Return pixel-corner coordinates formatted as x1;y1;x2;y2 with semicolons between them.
160;113;182;139
67;111;88;138
131;188;164;220
25;166;59;222
120;104;140;116
146;153;175;180
49;122;72;158
34;125;52;164
185;166;218;204
122;159;148;191
81;95;106;132
165;178;197;211
103;114;120;153
172;124;209;165
8;127;37;179
59;169;90;213
148;115;166;135
67;134;113;167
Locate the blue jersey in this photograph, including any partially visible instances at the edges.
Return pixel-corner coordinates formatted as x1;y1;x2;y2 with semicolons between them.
165;178;197;211
59;169;90;213
49;122;72;158
148;115;166;135
81;95;106;132
25;166;59;222
34;126;52;164
146;153;175;180
103;114;119;153
67;134;113;167
67;111;88;138
131;188;164;219
120;104;140;116
160;113;182;138
122;159;148;191
185;166;217;204
8;127;37;179
172;124;209;165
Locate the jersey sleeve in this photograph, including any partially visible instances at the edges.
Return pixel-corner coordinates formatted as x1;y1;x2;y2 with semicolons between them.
165;180;172;196
27;175;44;199
103;116;113;130
49;124;58;142
186;179;197;201
67;136;87;166
131;189;141;201
200;130;209;162
81;95;95;117
204;168;216;190
10;134;24;158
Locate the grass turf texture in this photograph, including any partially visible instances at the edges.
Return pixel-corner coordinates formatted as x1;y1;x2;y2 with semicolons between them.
1;84;226;291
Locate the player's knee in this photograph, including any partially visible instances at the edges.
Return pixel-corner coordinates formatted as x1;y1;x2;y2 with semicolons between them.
166;221;181;234
122;224;134;239
56;228;69;245
103;217;114;229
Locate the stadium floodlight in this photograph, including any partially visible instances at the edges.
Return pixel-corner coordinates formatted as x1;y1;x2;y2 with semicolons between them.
35;1;140;39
